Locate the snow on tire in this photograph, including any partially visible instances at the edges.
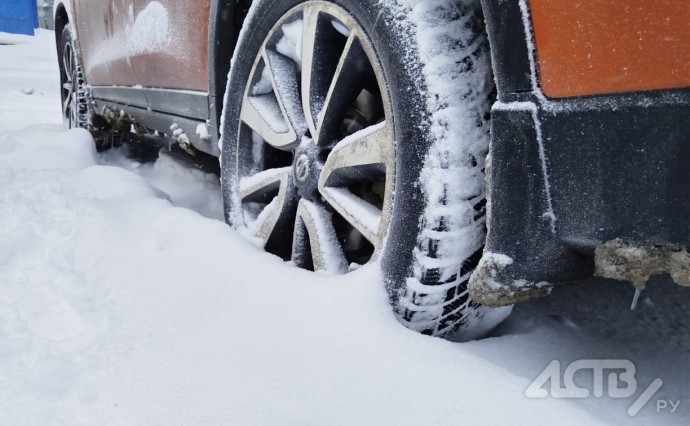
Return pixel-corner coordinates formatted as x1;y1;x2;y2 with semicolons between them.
382;0;513;340
220;0;511;339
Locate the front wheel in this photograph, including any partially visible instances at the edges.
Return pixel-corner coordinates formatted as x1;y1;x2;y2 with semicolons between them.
220;0;511;339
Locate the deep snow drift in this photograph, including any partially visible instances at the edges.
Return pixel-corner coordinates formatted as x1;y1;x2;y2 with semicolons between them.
0;30;688;426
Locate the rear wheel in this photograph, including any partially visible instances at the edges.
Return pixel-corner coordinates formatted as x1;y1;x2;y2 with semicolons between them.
58;24;90;130
220;0;511;339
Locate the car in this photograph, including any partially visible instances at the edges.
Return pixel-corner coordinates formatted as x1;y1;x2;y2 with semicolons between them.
54;0;690;340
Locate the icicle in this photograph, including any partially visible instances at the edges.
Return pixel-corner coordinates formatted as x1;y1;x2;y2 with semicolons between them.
630;288;642;311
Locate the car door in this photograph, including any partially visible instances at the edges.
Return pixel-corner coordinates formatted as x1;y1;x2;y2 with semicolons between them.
73;0;147;109
127;0;213;120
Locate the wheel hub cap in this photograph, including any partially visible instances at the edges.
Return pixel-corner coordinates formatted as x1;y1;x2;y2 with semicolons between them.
292;138;323;201
294;154;310;183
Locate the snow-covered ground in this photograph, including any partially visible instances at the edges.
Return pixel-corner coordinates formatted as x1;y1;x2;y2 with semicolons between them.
1;30;688;426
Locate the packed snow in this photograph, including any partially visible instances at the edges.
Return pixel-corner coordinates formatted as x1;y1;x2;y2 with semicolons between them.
1;29;688;426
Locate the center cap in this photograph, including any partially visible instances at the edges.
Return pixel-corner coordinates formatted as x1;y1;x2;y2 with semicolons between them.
292;139;322;201
295;154;310;182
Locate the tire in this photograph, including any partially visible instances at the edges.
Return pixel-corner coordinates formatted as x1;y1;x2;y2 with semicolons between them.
220;0;511;339
58;24;91;130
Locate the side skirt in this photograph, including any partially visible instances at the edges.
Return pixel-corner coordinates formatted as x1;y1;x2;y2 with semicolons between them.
90;86;218;156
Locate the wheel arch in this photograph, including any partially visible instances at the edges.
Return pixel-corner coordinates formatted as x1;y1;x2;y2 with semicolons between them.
53;2;71;46
479;0;532;99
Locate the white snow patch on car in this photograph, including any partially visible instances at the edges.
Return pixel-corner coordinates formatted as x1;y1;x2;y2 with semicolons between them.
126;1;169;55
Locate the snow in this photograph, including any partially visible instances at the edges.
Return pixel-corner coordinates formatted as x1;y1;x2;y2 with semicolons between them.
195;123;211;141
383;0;511;337
1;25;689;426
276;19;304;69
330;19;350;37
0;30;61;132
169;122;190;145
386;0;495;274
83;1;171;72
99;149;224;221
0;32;39;45
126;1;169;56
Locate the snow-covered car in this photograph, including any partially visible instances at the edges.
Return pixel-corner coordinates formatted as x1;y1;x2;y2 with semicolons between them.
54;0;690;339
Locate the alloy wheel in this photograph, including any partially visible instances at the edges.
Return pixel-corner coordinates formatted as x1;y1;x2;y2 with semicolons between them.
61;41;78;128
235;2;395;274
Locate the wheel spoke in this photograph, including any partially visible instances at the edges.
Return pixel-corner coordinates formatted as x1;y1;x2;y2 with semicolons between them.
319;121;391;182
300;6;320;139
263;49;307;138
320;187;381;243
63;45;72;78
292;200;348;274
62;91;72;116
239;167;297;246
70;101;77;127
318;122;392;244
315;33;369;144
239;167;289;202
68;60;74;82
301;7;347;140
241;94;297;150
